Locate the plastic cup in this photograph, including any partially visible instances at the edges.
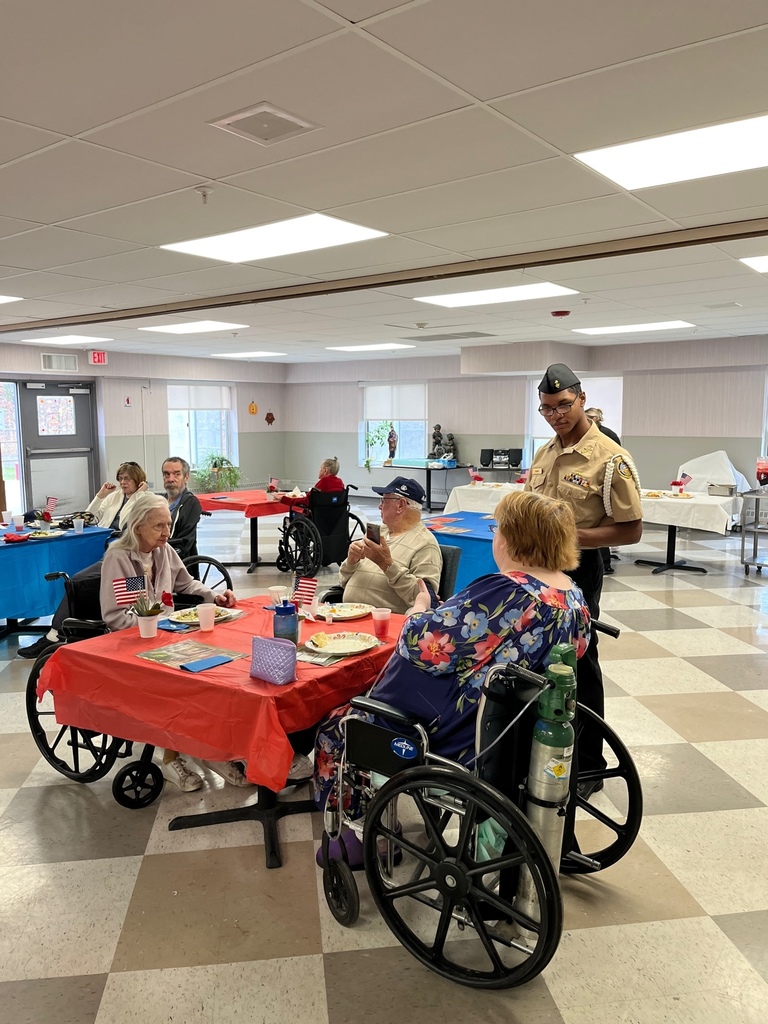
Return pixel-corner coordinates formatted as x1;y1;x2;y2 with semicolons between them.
197;603;216;631
1;511;10;525
371;607;391;640
13;515;24;530
137;615;159;639
268;586;288;606
40;520;51;533
73;517;84;534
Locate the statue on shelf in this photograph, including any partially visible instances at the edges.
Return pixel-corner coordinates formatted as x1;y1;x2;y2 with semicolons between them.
387;426;398;459
444;433;458;461
429;424;445;458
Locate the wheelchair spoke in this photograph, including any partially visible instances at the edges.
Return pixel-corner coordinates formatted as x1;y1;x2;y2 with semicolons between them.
376;825;439;868
79;731;108;765
466;852;525;876
70;730;80;773
453;801;477;861
429;895;455;959
48;724;69;754
468;882;542;936
412;790;450;859
464;894;509;974
381;877;438;901
576;799;626;835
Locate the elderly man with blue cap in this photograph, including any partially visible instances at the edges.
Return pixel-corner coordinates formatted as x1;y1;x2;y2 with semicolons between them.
339;476;442;613
527;363;642;797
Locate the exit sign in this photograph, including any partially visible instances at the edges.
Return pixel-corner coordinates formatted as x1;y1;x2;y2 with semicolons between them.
88;350;108;365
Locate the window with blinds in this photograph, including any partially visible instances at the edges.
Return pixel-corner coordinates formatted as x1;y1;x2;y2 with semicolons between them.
361;383;427;466
167;385;236;468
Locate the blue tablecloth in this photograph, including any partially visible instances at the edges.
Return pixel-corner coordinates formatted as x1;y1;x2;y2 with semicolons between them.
426;511;497;593
0;526;112;622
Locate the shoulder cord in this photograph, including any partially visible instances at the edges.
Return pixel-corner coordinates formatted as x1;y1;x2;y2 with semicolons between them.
602;454;642;519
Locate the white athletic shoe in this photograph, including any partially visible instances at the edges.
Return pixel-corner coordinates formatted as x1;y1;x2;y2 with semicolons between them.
286;752;313;783
203;759;252;787
162;757;203;792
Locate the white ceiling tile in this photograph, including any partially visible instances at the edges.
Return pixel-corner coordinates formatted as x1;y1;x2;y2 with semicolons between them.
638;167;768;221
0;0;338;134
463;222;672;259
547;260;753;293
368;0;768;100
41;282;190;308
254;235;456;276
0;142;200;222
62;185;307;247
409;195;669;251
533;245;732;282
129;266;315;296
328;158;616;233
715;236;768;258
2;298;102;319
227;108;552;208
317;0;412;19
52;248;221;283
0;215;42;241
86;34;468;180
0;117;64;163
0;266;26;281
677;208;768;229
0;228;141;271
5;272;111;298
494;28;768;153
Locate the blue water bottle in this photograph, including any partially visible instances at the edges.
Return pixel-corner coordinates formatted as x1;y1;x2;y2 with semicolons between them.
273;599;299;645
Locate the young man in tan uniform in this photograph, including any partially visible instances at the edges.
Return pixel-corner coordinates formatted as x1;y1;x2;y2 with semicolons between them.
526;363;642;793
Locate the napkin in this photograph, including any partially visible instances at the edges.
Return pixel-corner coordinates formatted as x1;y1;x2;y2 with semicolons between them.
179;654;234;672
289;486;303;497
158;619;195;632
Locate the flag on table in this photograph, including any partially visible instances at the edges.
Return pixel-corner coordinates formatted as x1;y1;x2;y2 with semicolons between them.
112;575;147;607
45;496;58;514
292;575;318;606
680;473;692;485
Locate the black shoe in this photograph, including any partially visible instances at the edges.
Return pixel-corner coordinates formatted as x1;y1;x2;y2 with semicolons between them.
17;636;57;660
577;779;604;800
603;566;615;575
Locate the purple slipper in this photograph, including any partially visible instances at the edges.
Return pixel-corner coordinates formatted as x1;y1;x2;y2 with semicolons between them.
316;829;365;870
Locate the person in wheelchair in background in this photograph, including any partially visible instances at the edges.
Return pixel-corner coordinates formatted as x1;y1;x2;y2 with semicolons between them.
279;456;345;511
17;460;148;660
314;489;591;867
100;492;240;792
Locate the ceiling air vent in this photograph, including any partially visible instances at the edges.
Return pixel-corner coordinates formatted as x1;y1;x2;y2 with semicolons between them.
41;352;78;372
209;103;319;146
400;331;496;342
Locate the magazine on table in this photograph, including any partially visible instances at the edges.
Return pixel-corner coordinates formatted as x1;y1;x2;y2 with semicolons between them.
137;639;247;668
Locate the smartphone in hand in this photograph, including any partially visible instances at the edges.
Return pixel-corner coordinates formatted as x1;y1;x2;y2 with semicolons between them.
366;523;381;545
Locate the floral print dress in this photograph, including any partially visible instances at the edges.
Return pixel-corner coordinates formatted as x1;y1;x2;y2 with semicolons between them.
314;571;591;814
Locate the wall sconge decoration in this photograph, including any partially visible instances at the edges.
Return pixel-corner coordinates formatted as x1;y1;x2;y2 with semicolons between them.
265;410;275;427
248;401;258;415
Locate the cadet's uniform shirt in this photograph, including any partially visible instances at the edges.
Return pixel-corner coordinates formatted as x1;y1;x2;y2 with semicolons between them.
525;422;642;528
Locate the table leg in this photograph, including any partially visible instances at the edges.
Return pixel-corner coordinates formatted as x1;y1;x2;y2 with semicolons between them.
0;618;48;643
247;517;261;573
634;524;707;574
424;469;433;512
167;784;317;868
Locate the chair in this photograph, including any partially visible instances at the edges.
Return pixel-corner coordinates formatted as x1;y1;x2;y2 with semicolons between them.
277;486;365;576
437;544;461;599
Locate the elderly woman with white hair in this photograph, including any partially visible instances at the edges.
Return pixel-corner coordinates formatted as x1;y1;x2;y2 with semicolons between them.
100;492;241;792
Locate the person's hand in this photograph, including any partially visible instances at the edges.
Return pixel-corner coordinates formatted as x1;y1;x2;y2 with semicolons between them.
137;481;148;491
363;533;393;571
97;482;116;499
347;539;366;564
406;579;431;616
214;590;237;608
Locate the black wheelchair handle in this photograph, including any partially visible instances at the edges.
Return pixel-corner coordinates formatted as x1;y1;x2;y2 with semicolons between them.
350;695;419;727
496;663;552;691
44;571;69;582
593;618;620;639
348;483;358;491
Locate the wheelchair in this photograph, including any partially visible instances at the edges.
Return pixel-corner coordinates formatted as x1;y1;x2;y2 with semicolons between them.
319;621;642;990
276;486;365;577
25;553;233;807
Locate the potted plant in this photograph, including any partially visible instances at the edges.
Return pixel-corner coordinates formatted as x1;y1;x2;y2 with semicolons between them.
131;595;165;638
194;453;242;493
363;421;394;473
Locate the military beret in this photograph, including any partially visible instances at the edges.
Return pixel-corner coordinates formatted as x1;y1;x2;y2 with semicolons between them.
538;363;581;394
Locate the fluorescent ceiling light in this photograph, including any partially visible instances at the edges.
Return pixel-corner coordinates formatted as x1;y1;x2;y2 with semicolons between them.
572;321;694;335
326;343;415;352
0;294;23;304
138;321;249;334
414;283;578;307
160;214;387;263
740;255;768;273
575;113;768;189
218;351;285;358
23;335;113;345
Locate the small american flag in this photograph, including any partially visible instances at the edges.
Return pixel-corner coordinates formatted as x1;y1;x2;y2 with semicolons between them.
269;476;280;490
112;575;147;607
292;575;318;606
680;472;692;485
45;496;58;514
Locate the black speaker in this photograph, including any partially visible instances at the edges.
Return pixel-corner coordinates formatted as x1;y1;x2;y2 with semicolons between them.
508;448;523;467
480;449;493;468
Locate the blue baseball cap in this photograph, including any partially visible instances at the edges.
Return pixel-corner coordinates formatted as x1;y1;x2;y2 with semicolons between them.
372;477;425;505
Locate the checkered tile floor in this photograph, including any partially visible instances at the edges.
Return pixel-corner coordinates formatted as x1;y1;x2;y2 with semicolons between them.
1;504;767;1023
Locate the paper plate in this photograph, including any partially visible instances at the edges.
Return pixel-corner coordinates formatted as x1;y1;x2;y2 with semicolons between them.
168;607;234;624
316;602;372;621
304;631;379;656
28;530;62;539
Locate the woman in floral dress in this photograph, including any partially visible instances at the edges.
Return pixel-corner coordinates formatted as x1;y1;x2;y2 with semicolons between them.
314;490;591;856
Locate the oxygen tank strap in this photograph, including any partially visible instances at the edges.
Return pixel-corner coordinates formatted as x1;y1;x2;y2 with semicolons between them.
523;788;570;811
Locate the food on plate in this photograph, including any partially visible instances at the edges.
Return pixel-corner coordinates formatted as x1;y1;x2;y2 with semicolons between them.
306;631;378;655
312;632;329;648
316;602;372;620
644;491;663;498
169;606;230;623
672;492;693;498
28;530;56;538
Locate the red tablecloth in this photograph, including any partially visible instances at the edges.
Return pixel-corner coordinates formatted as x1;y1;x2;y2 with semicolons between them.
38;597;402;790
198;490;290;518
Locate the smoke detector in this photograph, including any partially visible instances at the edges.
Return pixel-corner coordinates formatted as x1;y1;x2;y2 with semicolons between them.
209;103;320;147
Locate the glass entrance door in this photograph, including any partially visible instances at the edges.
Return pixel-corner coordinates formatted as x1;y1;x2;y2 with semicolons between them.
18;381;96;515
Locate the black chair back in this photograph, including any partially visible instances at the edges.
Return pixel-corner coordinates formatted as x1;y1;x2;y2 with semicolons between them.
308;488;352;565
437;544;461;600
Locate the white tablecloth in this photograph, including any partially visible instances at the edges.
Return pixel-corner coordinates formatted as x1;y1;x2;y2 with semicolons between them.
444;482;525;514
641;492;742;536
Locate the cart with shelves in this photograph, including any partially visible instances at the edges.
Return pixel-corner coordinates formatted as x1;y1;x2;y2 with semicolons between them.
740;490;768;575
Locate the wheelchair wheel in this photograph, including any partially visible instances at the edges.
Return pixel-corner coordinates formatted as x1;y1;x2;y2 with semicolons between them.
112;761;164;809
182;556;233;593
363;765;562;990
348;513;366;545
281;517;322;576
324;857;360;927
560;704;643;874
26;648;122;782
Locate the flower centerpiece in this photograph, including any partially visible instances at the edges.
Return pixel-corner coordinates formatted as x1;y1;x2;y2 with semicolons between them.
131;594;164;638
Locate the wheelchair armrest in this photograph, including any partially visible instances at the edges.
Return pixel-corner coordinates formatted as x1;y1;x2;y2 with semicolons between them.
61;617;109;641
592;618;620;639
350;696;419;727
321;585;345;604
